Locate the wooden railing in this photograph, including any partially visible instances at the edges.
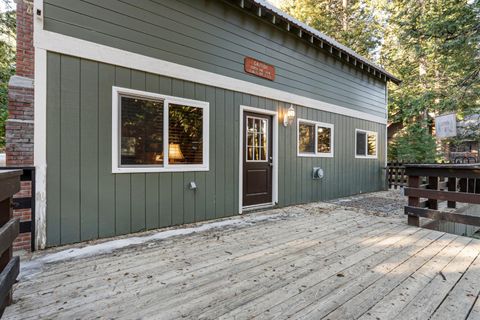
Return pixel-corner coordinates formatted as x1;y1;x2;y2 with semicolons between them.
0;170;21;317
0;167;36;251
387;161;408;189
404;164;480;227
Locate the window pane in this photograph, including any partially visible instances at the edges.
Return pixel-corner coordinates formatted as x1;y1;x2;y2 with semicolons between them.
299;122;315;153
367;133;377;156
120;96;164;166
247;147;253;160
169;104;203;165
356;131;366;156
246;116;268;161
247;134;253;147
317;126;331;153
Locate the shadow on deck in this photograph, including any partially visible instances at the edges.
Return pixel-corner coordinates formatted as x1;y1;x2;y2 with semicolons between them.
4;201;480;319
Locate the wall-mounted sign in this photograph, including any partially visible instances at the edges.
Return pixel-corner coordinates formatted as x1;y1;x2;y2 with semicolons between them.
244;57;275;81
435;113;457;139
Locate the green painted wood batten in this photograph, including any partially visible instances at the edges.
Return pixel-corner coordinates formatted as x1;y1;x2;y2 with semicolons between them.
43;0;387;119
45;52;386;246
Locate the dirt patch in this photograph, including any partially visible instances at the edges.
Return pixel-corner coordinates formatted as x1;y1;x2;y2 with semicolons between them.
329;190;407;218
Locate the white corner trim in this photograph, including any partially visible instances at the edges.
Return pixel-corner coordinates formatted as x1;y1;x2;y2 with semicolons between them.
296;118;334;158
239;106;278;214
111;86;210;173
33;0;47;250
354;128;378;159
35;29;387;125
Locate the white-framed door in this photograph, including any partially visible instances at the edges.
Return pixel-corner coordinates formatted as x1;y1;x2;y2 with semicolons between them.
239;105;278;213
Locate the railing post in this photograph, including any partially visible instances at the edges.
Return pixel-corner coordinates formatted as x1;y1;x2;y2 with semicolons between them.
447;177;457;208
428;176;439;210
0;170;21;316
0;197;12;308
407;175;420;226
459;178;467;193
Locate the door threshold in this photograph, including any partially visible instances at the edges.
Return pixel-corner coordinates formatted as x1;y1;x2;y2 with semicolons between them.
242;202;276;212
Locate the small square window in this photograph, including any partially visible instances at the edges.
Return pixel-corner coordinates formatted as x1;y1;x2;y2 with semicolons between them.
297;119;334;157
355;129;377;158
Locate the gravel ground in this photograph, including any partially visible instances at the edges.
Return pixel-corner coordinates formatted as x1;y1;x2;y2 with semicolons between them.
329;189;407;219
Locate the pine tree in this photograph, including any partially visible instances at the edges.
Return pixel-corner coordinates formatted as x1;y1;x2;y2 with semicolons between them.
0;0;16;151
382;0;480;162
281;0;386;59
280;0;480;162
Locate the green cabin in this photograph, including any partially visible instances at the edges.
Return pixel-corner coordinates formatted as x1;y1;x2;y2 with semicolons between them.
33;0;400;248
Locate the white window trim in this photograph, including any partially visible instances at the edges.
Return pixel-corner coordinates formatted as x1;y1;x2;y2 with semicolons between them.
355;129;378;159
297;118;334;158
112;86;209;173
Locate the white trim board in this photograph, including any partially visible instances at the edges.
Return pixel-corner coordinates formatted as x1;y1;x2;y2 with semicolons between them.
34;30;387;125
34;0;47;249
239;106;279;214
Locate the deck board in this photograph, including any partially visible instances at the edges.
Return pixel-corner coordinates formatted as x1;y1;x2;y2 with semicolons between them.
5;203;480;319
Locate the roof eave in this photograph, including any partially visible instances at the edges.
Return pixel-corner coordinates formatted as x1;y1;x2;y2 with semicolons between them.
227;0;402;85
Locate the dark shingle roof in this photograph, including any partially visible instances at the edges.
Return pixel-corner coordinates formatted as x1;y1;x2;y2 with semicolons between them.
229;0;401;84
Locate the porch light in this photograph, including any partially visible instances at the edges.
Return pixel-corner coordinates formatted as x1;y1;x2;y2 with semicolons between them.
283;105;296;127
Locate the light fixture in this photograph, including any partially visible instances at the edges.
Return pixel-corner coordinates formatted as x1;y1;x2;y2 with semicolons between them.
168;143;184;163
283;105;296;127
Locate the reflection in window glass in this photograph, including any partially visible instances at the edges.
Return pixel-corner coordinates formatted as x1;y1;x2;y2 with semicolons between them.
317;126;331;153
299;122;315;154
367;132;377;156
246;116;267;161
120;96;164;165
169;104;203;164
356;131;366;156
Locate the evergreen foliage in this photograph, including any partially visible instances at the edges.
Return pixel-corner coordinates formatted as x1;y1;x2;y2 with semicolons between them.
0;0;15;151
281;0;480;163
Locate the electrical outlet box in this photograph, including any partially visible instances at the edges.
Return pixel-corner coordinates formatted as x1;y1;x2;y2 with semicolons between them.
312;167;324;180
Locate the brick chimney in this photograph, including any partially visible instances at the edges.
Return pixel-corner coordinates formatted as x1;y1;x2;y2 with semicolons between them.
6;0;35;252
6;0;34;167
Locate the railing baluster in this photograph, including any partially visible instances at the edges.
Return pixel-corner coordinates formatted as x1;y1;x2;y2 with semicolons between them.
428;176;439;210
407;175;420;227
447;177;457;208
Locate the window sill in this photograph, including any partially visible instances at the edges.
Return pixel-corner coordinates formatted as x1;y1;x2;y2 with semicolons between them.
112;165;209;174
355;155;378;159
297;153;334;158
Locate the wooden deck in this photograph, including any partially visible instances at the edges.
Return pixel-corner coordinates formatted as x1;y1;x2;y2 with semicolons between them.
5;203;480;319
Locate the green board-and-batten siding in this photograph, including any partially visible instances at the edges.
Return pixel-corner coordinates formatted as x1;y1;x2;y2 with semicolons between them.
43;0;387;119
46;52;386;247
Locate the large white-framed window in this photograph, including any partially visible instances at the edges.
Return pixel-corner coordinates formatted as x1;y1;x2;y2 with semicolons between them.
297;118;334;158
112;86;209;173
355;129;377;159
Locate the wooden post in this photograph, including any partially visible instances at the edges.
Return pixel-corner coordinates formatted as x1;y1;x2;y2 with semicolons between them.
427;176;439;210
407;175;420;226
447;177;457;208
0;198;12;309
0;170;21;316
459;178;468;193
